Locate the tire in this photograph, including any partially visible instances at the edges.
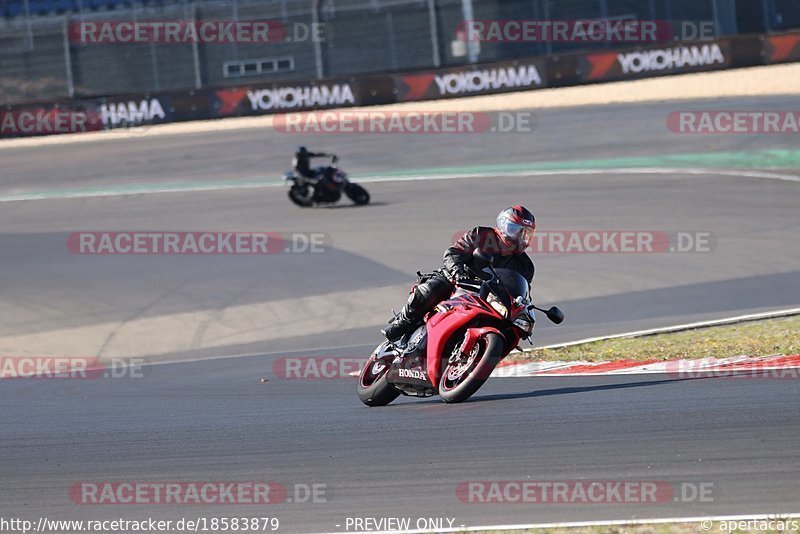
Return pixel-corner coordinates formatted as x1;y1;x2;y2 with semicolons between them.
288;185;313;207
357;351;400;407
439;333;504;403
345;183;370;205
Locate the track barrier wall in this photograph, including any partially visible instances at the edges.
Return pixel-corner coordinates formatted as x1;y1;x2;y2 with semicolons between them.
1;29;798;138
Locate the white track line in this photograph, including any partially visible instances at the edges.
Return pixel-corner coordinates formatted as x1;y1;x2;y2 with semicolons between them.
493;354;800;378
529;307;800;351
357;167;800;184
0;167;798;204
344;309;800;378
142;308;800;369
138;341;372;368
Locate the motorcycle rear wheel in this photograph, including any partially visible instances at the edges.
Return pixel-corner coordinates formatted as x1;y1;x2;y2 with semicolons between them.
357;350;400;407
439;333;504;403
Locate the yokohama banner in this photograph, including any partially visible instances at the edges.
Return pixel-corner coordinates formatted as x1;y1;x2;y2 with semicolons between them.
394;59;547;102
2;30;799;139
212;79;359;117
762;32;800;63
0;78;362;138
576;41;731;82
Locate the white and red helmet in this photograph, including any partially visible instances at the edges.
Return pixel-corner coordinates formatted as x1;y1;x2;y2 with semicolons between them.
496;205;536;249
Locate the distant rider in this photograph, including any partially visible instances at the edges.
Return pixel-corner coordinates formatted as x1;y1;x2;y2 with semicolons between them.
293;146;334;182
382;206;537;342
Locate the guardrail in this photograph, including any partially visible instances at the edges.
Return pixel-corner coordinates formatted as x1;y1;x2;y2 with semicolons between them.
2;29;799;138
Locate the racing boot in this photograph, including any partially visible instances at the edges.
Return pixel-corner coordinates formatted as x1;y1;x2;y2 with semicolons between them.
381;308;417;342
381;275;452;342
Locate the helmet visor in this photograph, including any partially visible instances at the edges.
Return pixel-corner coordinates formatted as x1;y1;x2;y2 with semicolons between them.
500;221;535;248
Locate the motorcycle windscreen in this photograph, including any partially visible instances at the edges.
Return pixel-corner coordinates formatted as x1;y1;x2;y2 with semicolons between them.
493;268;529;299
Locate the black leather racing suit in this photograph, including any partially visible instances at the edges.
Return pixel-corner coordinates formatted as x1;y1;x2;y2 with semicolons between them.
443;226;534;282
293;149;330;180
386;227;534;338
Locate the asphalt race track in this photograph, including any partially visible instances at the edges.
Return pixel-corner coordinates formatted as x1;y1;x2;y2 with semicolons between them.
3;370;799;531
1;96;799;532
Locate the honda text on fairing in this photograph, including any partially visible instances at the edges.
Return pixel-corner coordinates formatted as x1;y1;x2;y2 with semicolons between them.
357;250;564;405
282;154;370;208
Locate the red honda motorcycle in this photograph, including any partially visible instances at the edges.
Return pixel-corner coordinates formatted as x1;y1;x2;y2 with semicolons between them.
357;252;564;405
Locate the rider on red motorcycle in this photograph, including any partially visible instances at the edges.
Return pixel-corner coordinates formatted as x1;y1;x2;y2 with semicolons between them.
382;206;536;342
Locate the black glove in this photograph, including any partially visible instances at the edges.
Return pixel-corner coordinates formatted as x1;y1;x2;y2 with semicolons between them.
448;265;470;284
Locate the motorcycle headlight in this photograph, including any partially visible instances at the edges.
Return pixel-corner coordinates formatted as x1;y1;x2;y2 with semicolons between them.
513;315;535;335
486;293;508;318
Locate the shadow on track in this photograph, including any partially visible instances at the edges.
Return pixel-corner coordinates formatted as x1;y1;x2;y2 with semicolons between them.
314;201;390;209
467;377;688;403
378;376;706;408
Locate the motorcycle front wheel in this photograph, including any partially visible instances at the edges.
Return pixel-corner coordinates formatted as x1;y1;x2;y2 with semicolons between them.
439;332;504;403
357;348;400;407
288;184;314;207
344;183;370;205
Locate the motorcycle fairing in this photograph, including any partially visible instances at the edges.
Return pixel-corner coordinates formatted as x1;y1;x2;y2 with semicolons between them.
425;293;506;388
385;326;435;396
459;326;503;357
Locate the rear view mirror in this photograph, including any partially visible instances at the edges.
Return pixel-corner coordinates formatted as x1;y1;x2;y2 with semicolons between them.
546;306;565;324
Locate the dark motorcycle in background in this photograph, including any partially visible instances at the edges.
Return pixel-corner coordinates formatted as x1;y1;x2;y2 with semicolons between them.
357;251;564;405
282;155;370;208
